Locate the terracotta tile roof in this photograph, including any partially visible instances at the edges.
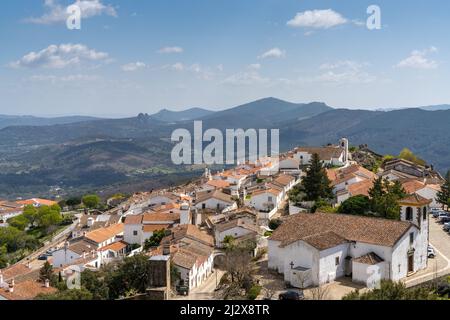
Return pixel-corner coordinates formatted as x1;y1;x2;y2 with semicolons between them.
302;231;348;250
348;180;374;197
172;249;198;269
0;280;57;300
163;225;214;247
402;180;426;194
329;165;376;186
85;223;124;244
124;214;143;225
195;190;234;204
142;224;170;233
274;174;295;186
353;252;384;265
251;188;281;197
99;241;128;252
270;213;414;248
206;180;231;189
150;203;180;212
1;264;32;281
143;212;180;223
16;198;57;206
215;218;260;234
398;194;432;206
68;240;96;255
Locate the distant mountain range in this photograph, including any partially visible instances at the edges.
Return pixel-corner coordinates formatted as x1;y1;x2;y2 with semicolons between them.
0;115;101;130
150;107;214;122
1;97;449;198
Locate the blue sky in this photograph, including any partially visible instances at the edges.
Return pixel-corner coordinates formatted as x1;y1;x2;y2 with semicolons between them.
1;0;449;116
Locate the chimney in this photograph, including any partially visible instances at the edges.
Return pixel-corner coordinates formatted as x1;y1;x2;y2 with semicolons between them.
9;279;15;293
83;250;87;259
163;243;171;256
44;279;50;288
0;270;3;285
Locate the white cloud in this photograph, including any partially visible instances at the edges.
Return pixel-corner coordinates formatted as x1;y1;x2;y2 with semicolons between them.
25;0;117;24
158;46;184;54
247;63;261;70
258;48;285;59
223;70;269;86
121;62;146;72
302;60;375;84
396;47;438;70
170;62;185;71
287;9;347;29
10;43;110;69
29;74;100;82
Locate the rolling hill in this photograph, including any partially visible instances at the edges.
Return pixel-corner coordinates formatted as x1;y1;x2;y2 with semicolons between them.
150;107;214;122
1;98;450;198
0;115;101;130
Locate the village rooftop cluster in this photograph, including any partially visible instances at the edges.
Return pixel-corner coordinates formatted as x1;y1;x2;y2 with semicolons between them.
0;138;448;300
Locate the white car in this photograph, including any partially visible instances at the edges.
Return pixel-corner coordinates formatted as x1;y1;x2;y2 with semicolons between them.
428;246;436;258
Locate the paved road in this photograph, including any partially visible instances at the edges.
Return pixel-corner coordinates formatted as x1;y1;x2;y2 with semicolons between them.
18;212;80;270
404;216;450;287
173;269;225;300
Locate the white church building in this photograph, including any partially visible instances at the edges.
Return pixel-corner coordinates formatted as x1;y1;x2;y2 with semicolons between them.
268;194;431;289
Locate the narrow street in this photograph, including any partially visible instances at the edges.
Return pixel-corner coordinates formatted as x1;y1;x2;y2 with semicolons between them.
404;216;450;287
173;269;225;300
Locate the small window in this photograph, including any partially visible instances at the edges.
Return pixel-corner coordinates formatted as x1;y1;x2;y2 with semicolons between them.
409;232;414;245
405;207;413;221
202;203;206;209
423;207;427;220
335;257;340;266
133;230;138;236
268;196;273;202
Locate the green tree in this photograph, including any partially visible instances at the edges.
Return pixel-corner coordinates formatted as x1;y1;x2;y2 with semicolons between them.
398;148;426;166
35;288;93;300
39;261;56;283
437;171;450;210
143;229;166;250
82;194;101;209
36;205;63;230
0;245;8;268
66;197;82;208
300;153;333;201
81;269;109;300
106;254;152;299
343;280;439;300
22;205;38;226
368;178;406;220
8;214;30;231
338;195;371;215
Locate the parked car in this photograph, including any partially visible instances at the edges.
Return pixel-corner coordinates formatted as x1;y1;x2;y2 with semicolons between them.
279;290;304;300
443;222;450;232
437;212;449;220
37;254;48;261
432;209;442;218
440;216;450;224
428;246;436;258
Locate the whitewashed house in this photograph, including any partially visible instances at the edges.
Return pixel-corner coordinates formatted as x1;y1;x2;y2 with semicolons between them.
293;138;349;167
160;225;215;291
248;188;283;219
194;190;237;212
214;218;260;248
269;196;430;289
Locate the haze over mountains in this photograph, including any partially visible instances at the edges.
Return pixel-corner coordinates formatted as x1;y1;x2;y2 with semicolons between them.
1;97;449;199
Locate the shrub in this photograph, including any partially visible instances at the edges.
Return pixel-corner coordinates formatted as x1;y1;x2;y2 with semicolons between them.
247;285;262;300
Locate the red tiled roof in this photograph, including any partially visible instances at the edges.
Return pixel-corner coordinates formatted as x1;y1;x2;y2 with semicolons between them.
270;213;414;248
